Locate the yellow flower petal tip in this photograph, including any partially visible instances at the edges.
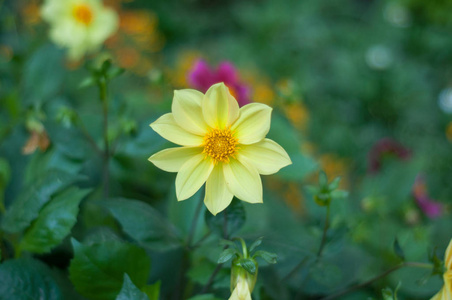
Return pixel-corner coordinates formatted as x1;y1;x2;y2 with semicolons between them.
430;239;452;300
148;83;291;214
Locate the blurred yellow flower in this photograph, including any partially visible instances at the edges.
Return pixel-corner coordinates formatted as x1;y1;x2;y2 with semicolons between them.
149;83;291;215
41;0;118;61
431;239;452;300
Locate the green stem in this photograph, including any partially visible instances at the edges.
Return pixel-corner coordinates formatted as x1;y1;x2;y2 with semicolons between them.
99;79;110;198
239;238;248;259
317;204;331;259
75;114;103;155
320;262;433;300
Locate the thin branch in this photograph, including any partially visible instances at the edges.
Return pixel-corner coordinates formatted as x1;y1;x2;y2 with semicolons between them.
317;204;330;259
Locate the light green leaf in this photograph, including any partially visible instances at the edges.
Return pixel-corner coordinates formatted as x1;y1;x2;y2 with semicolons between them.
105;198;182;251
69;239;150;300
19;187;91;254
2;169;82;233
116;274;149;300
253;250;278;264
249;237;263;253
141;281;161;300
0;258;62;300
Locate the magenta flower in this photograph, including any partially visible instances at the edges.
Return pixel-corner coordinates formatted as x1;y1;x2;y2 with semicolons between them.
412;175;443;218
368;138;411;174
187;60;251;107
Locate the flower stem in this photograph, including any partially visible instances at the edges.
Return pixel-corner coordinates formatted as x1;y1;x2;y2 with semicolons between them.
99;79;110;198
317;204;331;259
320;261;433;300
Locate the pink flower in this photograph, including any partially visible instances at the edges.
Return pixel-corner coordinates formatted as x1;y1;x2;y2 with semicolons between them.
368;138;411;174
188;60;251;107
413;175;443;218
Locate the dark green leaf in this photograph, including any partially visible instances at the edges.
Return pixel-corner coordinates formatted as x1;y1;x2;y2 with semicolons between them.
205;198;245;236
105;198;182;251
19;187;91;254
249;237;263;253
101;59;112;74
239;258;257;275
0;258;62;300
2;169;81;233
116;274;149;300
0;157;11;188
23;44;64;105
393;238;405;261
187;295;222;300
218;248;238;264
141;281;160;300
69;239;150;300
253;250;278;264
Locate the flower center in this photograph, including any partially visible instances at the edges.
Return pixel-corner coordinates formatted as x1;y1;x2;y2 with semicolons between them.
73;4;93;26
203;128;238;163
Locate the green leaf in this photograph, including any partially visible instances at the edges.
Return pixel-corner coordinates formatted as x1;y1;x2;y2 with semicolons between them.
330;190;348;199
2;169;82;233
0;157;11;188
253;250;278;264
105;198;182;251
318;171;328;187
393;238;405;261
249;237;263;253
23;44;64;105
79;76;97;89
328;177;341;191
107;67;125;80
116;274;149;300
141;281;161;300
69;239;150;300
205;198;245;236
218;248;239;264
0;258;62;299
239;258;257;275
19;187;91;254
187;295;222;300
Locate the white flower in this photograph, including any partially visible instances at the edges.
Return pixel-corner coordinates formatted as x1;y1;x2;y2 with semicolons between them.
41;0;118;61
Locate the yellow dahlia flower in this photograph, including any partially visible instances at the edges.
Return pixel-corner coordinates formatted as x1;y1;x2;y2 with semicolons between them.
431;239;452;300
41;0;118;61
148;82;291;215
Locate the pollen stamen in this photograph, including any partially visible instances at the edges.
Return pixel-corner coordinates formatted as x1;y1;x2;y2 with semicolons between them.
73;4;93;26
203;128;238;163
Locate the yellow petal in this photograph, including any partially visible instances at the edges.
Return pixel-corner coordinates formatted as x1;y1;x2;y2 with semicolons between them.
150;113;204;146
202;82;239;129
231;103;272;145
176;154;214;201
229;278;252;300
223;159;262;204
445;238;452;270
204;164;234;215
148;147;202;172
237;138;292;175
172;89;208;135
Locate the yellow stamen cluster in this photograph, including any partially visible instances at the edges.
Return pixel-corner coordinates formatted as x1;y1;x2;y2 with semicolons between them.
73;4;93;26
203;128;238;163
